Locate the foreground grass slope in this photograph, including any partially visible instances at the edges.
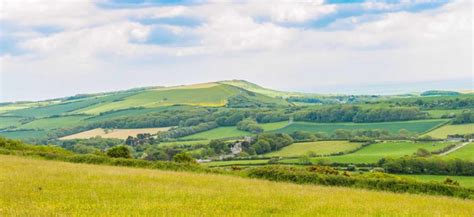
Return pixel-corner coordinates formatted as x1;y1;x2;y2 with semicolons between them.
1;155;473;216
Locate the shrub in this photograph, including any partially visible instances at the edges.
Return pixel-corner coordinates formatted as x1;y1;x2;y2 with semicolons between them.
173;152;196;164
414;148;431;157
248;166;474;199
380;157;474;176
443;177;460;186
106;146;132;159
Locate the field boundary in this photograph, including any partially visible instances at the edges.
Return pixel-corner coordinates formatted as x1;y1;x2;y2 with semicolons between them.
421;119;451;135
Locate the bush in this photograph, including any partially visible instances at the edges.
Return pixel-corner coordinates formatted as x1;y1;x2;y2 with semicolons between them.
173;152;196;164
106;146;132;159
380;157;474;176
237;119;264;133
248;166;474;199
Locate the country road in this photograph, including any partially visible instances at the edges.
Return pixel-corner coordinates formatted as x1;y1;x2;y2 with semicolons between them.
439;142;469;156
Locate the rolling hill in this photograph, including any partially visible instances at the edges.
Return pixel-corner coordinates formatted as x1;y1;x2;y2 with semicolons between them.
1;81;290;117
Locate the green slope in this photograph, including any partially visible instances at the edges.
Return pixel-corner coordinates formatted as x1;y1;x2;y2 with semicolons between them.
2;155;473;216
6;92;136;118
74;83;289;114
281;141;454;164
219;80;302;98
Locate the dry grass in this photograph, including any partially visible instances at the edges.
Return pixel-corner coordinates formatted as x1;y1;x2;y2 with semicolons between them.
1;155;473;217
425;124;474;139
59;127;170;140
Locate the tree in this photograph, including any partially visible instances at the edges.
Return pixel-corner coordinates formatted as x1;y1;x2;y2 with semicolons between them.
415;148;431;157
173;152;196;164
106;145;132;158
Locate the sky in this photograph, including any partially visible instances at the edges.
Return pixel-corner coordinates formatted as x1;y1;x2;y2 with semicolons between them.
0;0;472;102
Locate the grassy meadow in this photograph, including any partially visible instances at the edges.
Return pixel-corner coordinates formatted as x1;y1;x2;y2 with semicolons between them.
182;127;251;140
19;115;89;130
274;119;447;134
259;121;289;131
265;141;362;157
442;143;474;161
1;155;473;217
425;109;468;118
281;141;454;164
398;174;474;189
425;124;474;139
0;116;23;129
0;130;47;139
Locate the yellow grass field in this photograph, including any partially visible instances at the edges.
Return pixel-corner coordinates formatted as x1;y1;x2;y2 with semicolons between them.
1;155;473;216
59;127;170;140
425;124;474;139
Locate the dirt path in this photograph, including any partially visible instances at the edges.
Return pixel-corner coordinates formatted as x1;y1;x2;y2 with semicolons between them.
439;142;469;156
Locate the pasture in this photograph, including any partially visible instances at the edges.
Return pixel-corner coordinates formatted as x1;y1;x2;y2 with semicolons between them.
265;141;362;157
182;127;251;140
0;116;23;129
0;130;48;139
442;143;474;161
2;155;472;216
282;141;454;164
398;174;474;189
75;85;238;114
19;116;89;130
274;119;447;135
259;121;289;131
425;109;468;118
59;127;170;140
204;159;269;167
159;139;211;147
6;92;136;118
425;124;474;139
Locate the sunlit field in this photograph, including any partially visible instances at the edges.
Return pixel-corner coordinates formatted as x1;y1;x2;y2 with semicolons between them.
1;155;473;217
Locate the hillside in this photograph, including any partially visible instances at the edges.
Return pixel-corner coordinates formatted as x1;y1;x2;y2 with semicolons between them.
2;81;290;116
1;155;473;216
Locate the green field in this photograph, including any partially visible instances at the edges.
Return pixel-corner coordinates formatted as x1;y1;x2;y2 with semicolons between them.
425;109;469;118
19;116;89;130
259;121;289;131
0;130;48;139
75;85;235;114
204;159;269;167
182;127;251;140
0;101;57;114
265;141;362;157
281;141;454;164
274;120;448;135
6;93;134;118
425;124;474;139
442;143;474;161
0;116;23;129
398;174;474;189
84;106;187;122
158;139;212;147
2;155;472;216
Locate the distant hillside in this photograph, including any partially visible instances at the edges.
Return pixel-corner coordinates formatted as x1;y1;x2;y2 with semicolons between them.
219;80;304;98
1;81;291;116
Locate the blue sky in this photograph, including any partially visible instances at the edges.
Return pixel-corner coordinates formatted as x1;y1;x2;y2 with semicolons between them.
0;0;472;101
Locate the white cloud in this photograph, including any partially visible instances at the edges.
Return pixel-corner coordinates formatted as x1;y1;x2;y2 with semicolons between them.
0;0;472;101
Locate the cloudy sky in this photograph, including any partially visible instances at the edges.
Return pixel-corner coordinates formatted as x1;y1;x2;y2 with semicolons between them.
0;0;472;102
